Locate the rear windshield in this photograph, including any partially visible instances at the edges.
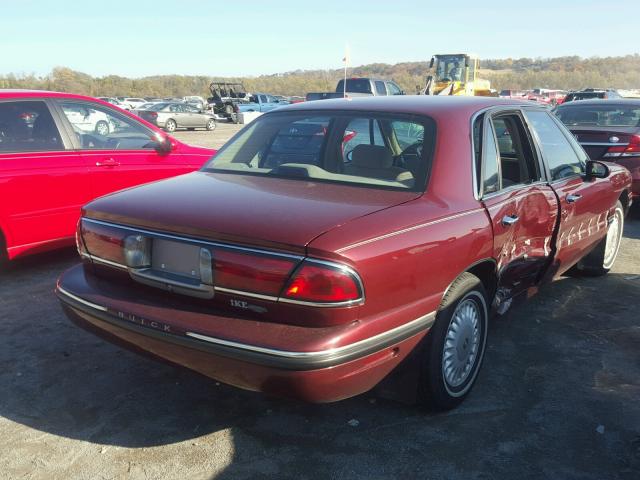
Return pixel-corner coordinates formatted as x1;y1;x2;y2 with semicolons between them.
335;79;373;94
203;112;436;191
567;92;604;101
556;104;640;127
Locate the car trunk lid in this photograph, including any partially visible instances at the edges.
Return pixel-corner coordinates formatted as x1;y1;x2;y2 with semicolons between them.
83;171;419;253
568;126;639;160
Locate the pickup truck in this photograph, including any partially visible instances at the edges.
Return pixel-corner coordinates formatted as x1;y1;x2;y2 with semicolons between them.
57;96;631;410
306;77;405;101
233;93;287;114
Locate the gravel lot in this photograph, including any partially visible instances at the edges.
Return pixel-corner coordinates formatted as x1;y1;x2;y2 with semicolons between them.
0;125;638;479
173;121;243;150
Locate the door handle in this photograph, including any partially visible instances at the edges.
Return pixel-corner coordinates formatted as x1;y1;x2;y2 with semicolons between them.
502;214;519;226
95;158;120;167
566;193;582;203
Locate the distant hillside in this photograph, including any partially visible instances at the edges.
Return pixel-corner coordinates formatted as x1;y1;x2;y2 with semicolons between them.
1;54;639;98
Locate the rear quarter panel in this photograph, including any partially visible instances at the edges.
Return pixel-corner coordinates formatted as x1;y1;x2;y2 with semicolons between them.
309;197;492;334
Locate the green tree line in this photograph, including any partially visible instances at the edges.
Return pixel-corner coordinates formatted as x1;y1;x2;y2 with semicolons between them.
1;54;639;98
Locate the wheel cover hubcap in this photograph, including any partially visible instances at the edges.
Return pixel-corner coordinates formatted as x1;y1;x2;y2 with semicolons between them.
442;298;481;388
603;209;623;268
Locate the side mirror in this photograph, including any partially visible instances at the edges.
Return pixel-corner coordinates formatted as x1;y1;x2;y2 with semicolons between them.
429;57;434;69
586;160;609;179
152;132;176;155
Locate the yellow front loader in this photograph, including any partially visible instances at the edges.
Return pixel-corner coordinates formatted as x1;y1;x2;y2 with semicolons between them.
421;54;494;96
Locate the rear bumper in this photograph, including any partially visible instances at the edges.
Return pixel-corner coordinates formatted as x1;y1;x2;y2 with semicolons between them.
56;265;433;402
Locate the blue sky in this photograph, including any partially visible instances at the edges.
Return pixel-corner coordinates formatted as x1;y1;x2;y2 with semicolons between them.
1;0;637;78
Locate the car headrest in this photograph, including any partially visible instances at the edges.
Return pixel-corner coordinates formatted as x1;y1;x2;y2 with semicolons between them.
351;144;394;169
33;114;57;135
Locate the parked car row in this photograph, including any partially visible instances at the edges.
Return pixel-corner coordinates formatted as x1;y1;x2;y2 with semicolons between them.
499;87;627;106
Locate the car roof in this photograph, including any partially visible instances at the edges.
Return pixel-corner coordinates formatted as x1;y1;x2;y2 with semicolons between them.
0;89;106;103
277;95;536;119
557;98;640;107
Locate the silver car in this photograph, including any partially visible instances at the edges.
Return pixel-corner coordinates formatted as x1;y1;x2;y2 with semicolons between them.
134;102;216;132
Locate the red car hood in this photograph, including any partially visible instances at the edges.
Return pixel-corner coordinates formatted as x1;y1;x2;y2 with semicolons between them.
83;171;419;252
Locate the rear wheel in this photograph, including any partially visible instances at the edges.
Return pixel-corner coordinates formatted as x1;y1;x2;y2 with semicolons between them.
574;200;624;276
418;272;488;410
164;119;177;133
206;119;216;131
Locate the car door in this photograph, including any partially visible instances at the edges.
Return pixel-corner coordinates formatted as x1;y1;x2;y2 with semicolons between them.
477;110;559;301
183;104;202;127
169;103;187;128
0;98;90;257
54;99;194;200
524;109;619;277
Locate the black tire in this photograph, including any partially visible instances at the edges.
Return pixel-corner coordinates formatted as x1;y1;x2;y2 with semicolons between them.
95;120;109;136
164;119;177;133
572;200;624;276
205;119;216;131
418;272;489;410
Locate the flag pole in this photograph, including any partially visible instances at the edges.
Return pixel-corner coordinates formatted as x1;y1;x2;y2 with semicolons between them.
343;44;349;98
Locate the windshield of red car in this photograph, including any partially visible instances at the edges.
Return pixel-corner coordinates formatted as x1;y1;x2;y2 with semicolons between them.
203;112;435;191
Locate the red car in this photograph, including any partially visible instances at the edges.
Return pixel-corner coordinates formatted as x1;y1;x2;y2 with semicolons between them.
554;99;640;201
56;97;631;409
0;90;214;264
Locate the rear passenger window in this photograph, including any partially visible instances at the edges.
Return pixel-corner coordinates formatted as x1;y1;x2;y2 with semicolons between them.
482;122;500;194
525;110;585;180
0;101;63;152
490;113;541;188
375;81;387;95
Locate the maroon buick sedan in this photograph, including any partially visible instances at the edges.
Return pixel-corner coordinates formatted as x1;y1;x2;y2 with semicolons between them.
57;96;631;409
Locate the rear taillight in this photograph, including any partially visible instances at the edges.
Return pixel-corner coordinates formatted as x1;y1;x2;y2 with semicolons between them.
282;260;363;305
75;219;88;257
148;111;158;118
214;250;297;296
80;219;364;307
605;135;640;158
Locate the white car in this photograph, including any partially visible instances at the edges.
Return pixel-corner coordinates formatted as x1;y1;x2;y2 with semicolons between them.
122;98;147;110
61;105;114;136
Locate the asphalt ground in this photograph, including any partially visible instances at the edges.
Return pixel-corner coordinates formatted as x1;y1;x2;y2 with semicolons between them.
0;124;638;479
173;121;243;150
